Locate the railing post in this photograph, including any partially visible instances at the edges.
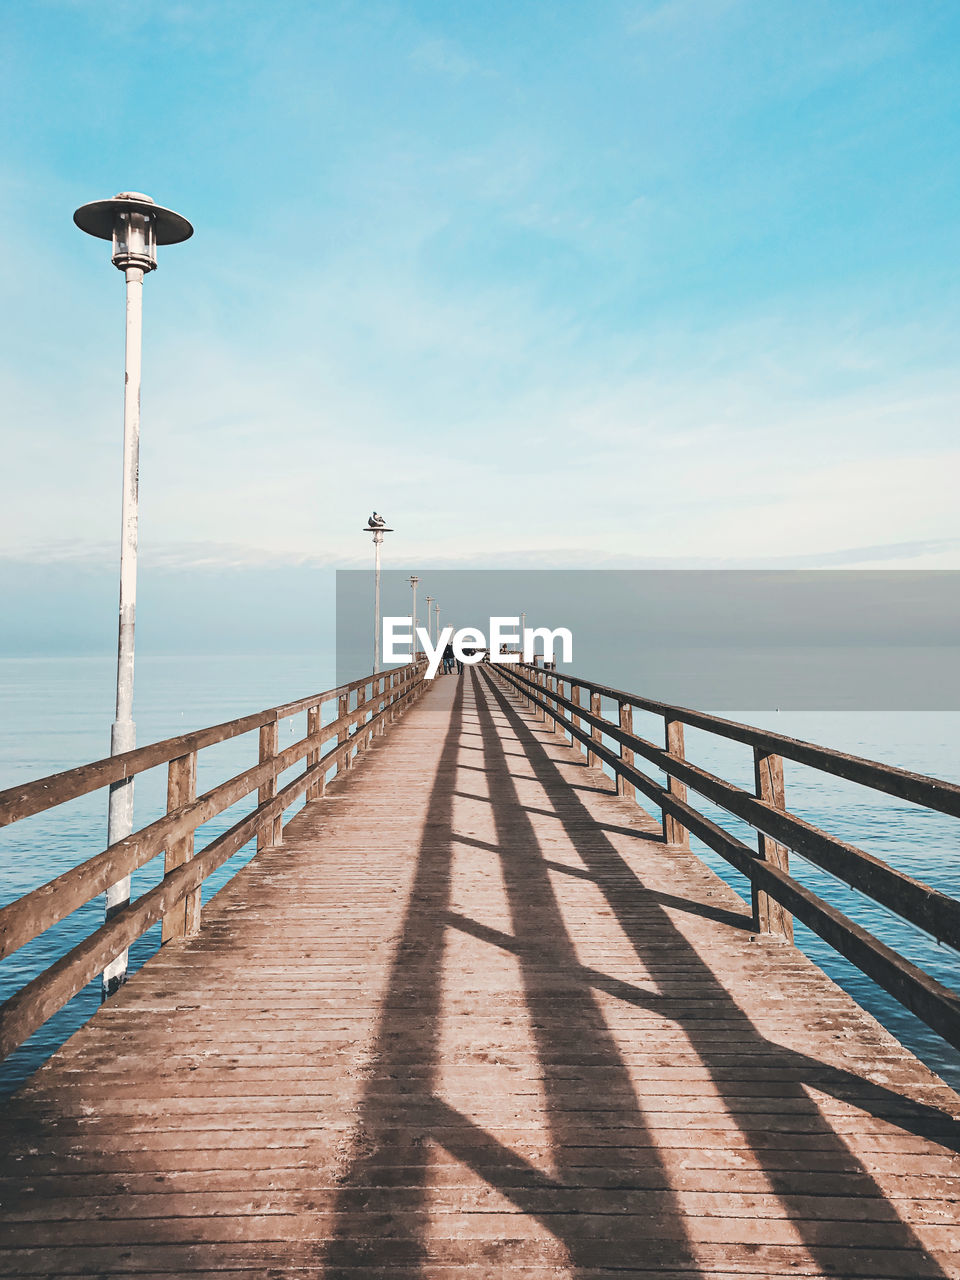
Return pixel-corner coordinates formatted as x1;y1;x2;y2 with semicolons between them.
588;691;602;766
306;703;322;800
400;669;409;713
573;684;586;758
753;748;794;941
663;719;690;848
528;667;537;717
258;719;281;850
617;701;634;799
355;681;368;755
338;692;351;772
161;750;198;943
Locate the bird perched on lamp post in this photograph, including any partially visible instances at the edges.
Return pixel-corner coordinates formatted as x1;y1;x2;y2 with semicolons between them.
367;512;387;529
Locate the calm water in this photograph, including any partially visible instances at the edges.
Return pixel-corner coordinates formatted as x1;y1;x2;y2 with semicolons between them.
1;655;959;1094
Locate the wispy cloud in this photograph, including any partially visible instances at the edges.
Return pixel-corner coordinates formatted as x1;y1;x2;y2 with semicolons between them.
410;36;489;81
2;0;958;592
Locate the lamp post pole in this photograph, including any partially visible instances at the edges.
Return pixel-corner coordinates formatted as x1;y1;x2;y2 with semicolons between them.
362;516;393;673
73;192;192;998
425;596;433;648
374;530;383;673
434;601;440;642
409;575;420;658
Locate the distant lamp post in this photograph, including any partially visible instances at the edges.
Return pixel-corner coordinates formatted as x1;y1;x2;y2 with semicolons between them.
73;191;193;998
362;513;393;672
435;600;440;639
425;595;433;648
408;575;420;659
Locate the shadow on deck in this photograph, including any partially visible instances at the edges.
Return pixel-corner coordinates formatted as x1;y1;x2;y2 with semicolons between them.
1;667;959;1277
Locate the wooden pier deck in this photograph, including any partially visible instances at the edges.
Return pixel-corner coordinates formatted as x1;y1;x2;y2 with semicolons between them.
2;667;960;1277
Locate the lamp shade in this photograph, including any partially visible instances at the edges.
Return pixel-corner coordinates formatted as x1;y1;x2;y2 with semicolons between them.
74;192;193;272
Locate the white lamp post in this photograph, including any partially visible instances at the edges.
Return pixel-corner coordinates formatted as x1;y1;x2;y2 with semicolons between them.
425;595;433;648
73;192;193;998
362;514;393;672
408;575;420;658
434;600;440;641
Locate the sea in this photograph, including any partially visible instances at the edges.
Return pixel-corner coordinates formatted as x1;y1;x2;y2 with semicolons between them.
1;653;959;1095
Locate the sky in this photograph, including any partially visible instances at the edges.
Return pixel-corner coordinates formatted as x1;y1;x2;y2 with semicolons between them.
1;0;959;653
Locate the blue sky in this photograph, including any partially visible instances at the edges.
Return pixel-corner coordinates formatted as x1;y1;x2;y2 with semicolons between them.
1;0;959;641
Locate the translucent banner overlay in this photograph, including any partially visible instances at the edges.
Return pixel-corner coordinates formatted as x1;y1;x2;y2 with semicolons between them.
336;570;960;710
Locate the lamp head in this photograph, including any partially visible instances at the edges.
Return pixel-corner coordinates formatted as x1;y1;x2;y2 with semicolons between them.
74;192;193;272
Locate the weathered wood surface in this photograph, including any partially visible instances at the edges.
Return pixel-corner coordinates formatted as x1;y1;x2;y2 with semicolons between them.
523;668;960;819
2;667;960;1277
0;676;378;828
504;666;960;951
753;748;793;943
495;664;960;1046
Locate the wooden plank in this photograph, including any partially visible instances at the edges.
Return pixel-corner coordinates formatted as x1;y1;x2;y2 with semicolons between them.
753;749;793;940
160;752;197;944
663;719;689;848
588;691;602;766
257;721;280;851
616;701;634;799
355;682;368;757
1;667;958;1279
305;704;321;800
337;691;350;772
573;683;586;758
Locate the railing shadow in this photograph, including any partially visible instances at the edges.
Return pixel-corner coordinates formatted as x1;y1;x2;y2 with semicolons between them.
479;666;959;1277
322;669;702;1275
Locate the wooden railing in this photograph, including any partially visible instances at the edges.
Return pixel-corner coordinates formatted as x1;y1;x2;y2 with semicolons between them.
0;662;427;1059
489;661;960;1052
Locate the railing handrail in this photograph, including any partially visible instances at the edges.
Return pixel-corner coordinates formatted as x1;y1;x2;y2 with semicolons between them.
0;671;383;829
519;662;960;819
0;662;428;1061
491;661;960;1054
514;664;960;944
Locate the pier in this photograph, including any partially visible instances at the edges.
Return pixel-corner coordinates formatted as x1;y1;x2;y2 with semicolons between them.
1;662;959;1276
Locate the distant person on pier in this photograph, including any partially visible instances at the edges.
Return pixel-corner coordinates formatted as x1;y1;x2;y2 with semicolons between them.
442;641;455;675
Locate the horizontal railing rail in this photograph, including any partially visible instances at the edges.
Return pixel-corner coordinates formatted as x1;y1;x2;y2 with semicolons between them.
535;671;960;819
0;681;387;828
487;661;960;1053
0;662;427;1060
